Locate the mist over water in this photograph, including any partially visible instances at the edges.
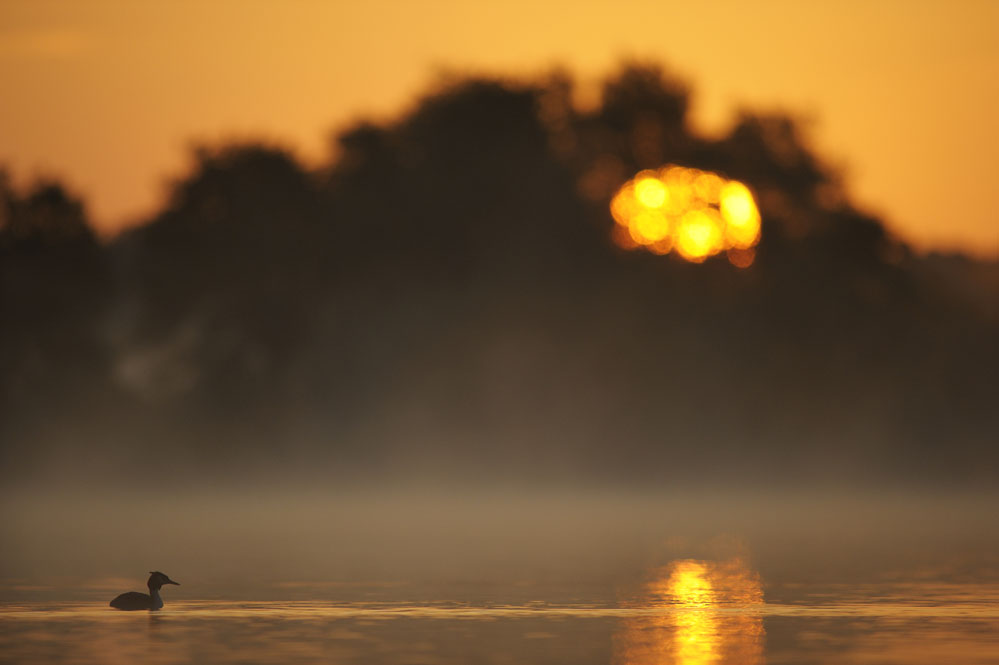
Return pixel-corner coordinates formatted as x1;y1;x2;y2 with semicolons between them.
3;485;996;600
4;482;997;664
2;486;998;665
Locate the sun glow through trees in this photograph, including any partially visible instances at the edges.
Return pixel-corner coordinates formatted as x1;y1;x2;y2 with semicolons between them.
610;166;762;267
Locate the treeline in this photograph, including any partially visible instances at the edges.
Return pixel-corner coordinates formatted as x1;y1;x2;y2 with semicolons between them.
1;64;996;488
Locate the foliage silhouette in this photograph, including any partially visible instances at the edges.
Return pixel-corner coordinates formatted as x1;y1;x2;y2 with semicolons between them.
0;174;112;462
0;64;996;488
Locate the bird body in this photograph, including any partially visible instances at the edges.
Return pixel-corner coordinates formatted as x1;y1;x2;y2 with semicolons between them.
110;571;179;611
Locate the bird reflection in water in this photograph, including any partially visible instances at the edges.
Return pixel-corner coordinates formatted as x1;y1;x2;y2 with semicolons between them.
615;559;764;665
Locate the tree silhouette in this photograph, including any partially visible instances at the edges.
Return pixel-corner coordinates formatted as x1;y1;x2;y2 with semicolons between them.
0;63;996;488
0;174;111;467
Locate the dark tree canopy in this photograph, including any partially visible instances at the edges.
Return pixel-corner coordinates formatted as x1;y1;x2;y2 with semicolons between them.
0;64;996;489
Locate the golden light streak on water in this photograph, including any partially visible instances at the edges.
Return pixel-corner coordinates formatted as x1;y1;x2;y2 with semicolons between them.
669;562;719;665
609;166;761;263
614;559;765;665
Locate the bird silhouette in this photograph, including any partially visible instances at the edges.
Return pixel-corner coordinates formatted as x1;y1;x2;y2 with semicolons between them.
109;571;180;611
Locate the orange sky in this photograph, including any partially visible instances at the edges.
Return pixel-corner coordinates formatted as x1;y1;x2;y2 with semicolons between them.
1;0;996;256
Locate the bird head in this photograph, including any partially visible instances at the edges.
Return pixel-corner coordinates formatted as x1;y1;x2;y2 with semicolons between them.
147;571;180;589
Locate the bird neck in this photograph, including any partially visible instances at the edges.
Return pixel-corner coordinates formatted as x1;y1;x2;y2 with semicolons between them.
148;585;164;609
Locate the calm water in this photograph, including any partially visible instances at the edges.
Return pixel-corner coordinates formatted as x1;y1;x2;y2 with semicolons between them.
2;564;997;665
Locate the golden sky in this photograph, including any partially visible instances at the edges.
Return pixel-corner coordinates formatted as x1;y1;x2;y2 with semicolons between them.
1;0;996;256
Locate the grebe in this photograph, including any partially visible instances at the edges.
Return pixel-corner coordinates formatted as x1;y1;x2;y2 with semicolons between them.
109;571;180;611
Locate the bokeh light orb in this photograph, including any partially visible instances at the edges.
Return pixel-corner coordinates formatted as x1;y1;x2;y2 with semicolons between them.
609;165;761;266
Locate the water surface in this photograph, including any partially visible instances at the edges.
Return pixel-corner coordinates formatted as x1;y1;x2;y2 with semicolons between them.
2;569;996;665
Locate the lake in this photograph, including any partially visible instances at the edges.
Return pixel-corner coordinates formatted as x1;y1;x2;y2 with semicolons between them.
2;561;997;664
